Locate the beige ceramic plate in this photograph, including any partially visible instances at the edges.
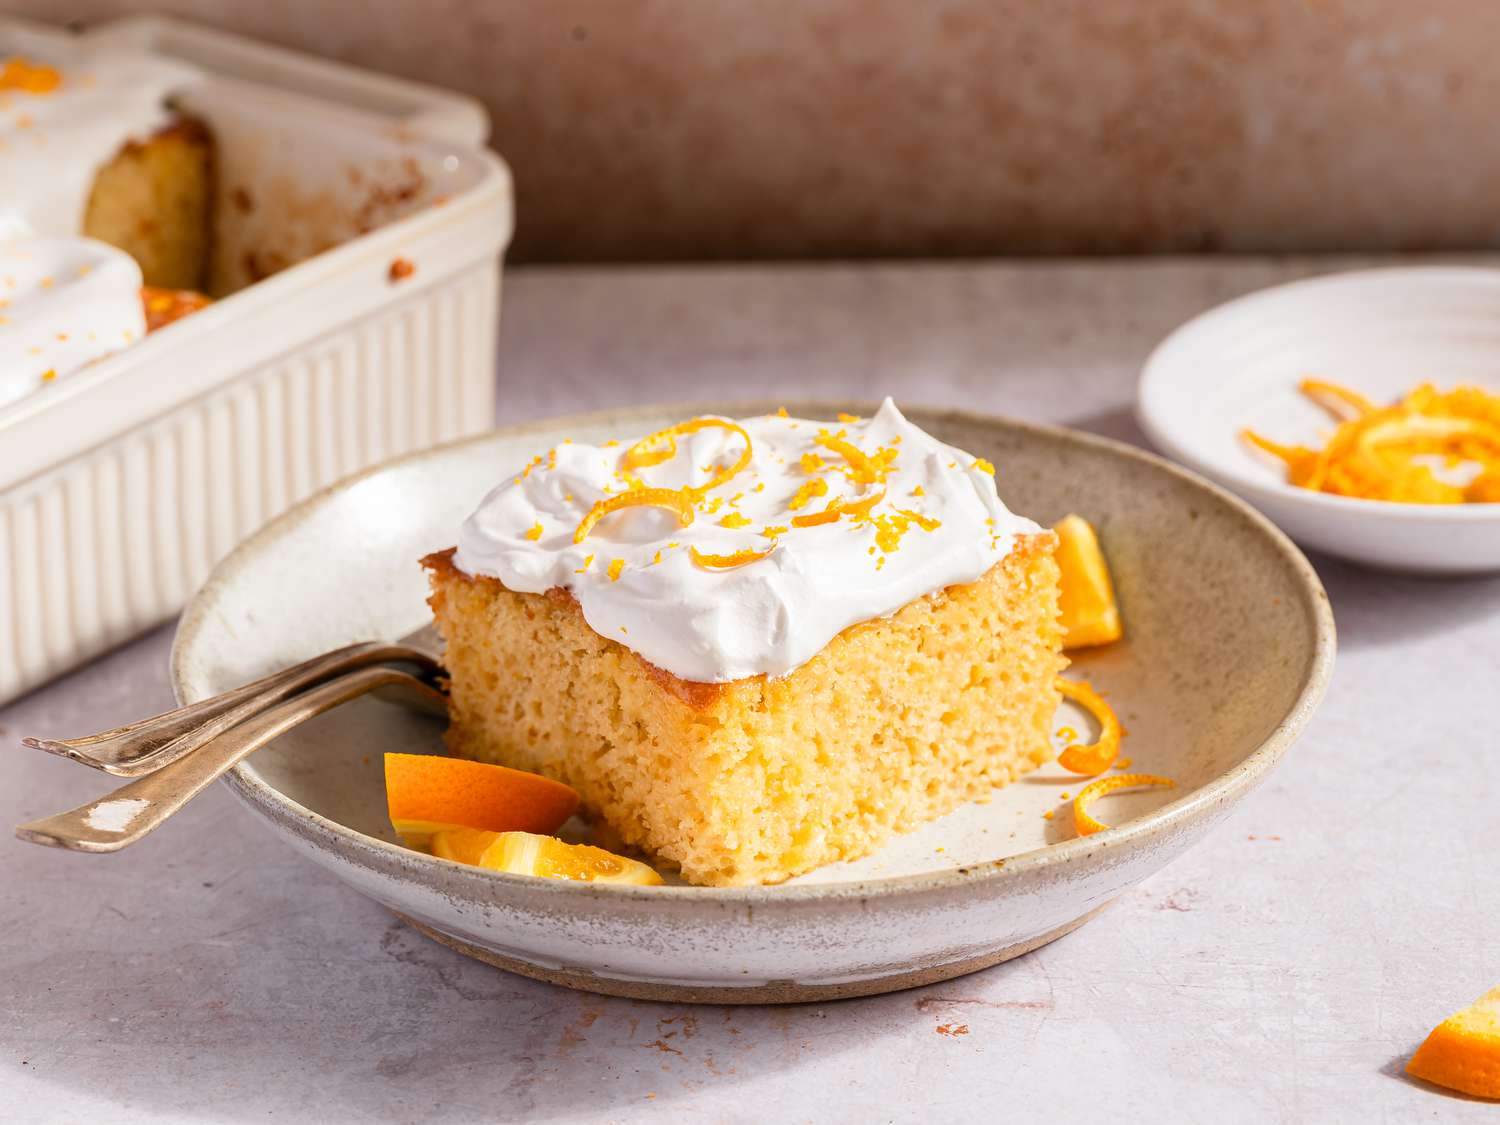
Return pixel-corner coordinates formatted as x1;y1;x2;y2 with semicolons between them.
171;403;1335;1003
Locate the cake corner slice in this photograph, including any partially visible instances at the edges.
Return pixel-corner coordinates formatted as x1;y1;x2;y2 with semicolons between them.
422;402;1065;887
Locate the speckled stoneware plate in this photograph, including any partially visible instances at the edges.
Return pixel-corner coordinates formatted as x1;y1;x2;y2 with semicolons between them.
171;402;1335;1003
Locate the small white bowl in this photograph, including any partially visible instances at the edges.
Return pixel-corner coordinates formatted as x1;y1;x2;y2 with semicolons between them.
1137;267;1500;574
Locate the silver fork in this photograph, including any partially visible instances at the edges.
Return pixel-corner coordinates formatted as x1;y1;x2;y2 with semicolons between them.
23;625;443;777
14;626;448;853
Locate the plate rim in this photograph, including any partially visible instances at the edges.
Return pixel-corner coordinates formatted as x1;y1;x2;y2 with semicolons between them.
172;399;1337;905
1136;264;1500;522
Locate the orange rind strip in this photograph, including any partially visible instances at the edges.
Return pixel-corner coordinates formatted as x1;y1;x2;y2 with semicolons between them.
1072;773;1176;837
621;417;753;496
574;487;695;544
1055;678;1123;776
690;544;775;569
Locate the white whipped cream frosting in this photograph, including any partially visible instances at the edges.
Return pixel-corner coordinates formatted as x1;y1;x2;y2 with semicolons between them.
455;399;1040;683
0;42;198;408
0;233;146;409
1;43;198;235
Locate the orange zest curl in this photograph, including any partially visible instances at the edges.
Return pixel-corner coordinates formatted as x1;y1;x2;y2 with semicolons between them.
1242;380;1500;504
690;545;775;570
791;504;843;527
573;487;695;544
1055;678;1123;775
621;418;753;496
1073;773;1176;837
814;431;897;485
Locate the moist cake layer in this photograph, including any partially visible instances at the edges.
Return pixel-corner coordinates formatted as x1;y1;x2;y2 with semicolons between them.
426;539;1064;886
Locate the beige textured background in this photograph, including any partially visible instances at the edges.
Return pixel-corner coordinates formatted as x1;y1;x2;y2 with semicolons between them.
18;1;1500;262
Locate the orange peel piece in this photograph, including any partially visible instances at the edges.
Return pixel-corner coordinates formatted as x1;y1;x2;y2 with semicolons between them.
690;544;775;569
1072;773;1175;837
1405;985;1500;1100
1055;677;1123;776
574;487;695;544
385;753;580;851
621;417;753;496
1053;514;1123;649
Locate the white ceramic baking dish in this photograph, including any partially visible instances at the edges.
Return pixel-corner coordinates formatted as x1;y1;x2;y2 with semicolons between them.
0;16;513;703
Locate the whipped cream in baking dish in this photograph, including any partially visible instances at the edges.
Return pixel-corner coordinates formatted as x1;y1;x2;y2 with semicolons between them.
0;232;146;409
455;398;1041;682
0;45;198;408
0;48;199;235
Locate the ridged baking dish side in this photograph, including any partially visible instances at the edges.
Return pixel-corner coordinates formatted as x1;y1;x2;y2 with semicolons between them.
0;266;497;700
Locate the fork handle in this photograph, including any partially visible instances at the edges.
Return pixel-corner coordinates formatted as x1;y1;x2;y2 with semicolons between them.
14;667;446;853
23;641;436;778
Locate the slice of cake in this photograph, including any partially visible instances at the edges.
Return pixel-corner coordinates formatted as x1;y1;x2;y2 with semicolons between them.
425;399;1065;886
0;47;212;407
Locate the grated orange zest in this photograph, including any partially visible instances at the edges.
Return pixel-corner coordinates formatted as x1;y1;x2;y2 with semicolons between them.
523;522;544;541
574;487;695;544
690;544;775;569
973;458;996;476
788;478;829;510
1073;773;1176;837
0;57;62;94
1055;677;1123;775
718;512;751;528
607;559;625;581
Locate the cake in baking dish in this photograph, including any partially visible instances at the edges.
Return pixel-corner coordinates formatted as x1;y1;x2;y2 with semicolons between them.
424;399;1066;887
0;47;212;409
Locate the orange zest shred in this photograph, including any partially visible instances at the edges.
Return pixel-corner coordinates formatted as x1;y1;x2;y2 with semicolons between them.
814;431;897;485
523;522;544;541
718;512;751;528
973;458;996;476
607;558;625;581
791;504;843;527
573;487;696;544
800;452;825;473
837;412;861;423
1073;773;1176;837
1055;677;1123;775
690;544;775;570
621;417;753;496
1242;380;1500;504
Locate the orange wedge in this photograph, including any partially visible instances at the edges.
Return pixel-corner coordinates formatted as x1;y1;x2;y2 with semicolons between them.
385;753;579;852
1053;514;1122;649
429;827;501;866
1405;985;1500;1099
478;831;664;886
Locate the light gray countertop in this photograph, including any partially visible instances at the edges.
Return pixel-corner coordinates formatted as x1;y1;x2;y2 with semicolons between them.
5;257;1498;1123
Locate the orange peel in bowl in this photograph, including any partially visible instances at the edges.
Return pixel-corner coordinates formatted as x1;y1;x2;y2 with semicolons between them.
1052;514;1122;649
1242;380;1500;504
1072;773;1176;837
1055;677;1123;776
479;831;665;886
1405;985;1500;1100
574;487;696;544
384;753;580;852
